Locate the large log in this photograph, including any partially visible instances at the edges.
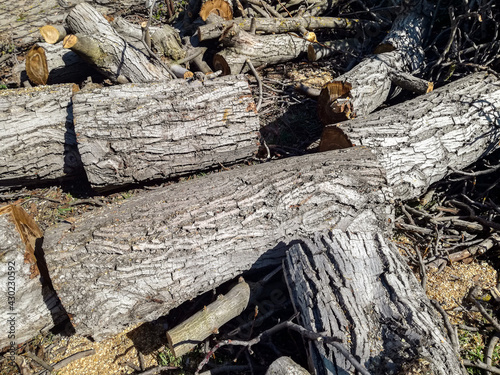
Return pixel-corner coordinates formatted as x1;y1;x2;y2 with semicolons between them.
0;84;82;191
320;71;500;201
63;3;172;83
317;0;429;124
213;24;312;75
74;75;260;190
284;231;463;375
41;147;393;340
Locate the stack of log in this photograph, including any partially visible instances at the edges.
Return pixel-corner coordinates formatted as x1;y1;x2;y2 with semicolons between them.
2;0;500;374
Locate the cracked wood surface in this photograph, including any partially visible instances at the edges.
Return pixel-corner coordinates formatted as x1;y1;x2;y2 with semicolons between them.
42;147;393;340
285;230;463;374
74;74;260;190
322;71;500;200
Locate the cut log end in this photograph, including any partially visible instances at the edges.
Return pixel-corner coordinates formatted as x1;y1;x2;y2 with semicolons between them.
319;126;353;152
213;53;232;75
39;25;67;44
317;81;355;125
25;45;49;86
199;0;233;21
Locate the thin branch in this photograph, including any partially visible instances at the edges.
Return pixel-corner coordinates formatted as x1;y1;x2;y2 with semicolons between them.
245;59;262;111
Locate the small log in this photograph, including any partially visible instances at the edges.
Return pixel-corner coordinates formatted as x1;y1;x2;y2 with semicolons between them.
41;147;392;340
167;278;250;357
64;3;172;83
284;230;463;374
199;0;233;21
150;25;186;61
214;24;311;75
307;38;362;62
25;45;49;85
22;42;98;86
320;71;500;201
266;357;310;375
197;16;364;42
39;25;69;44
388;69;433;94
317;2;429;125
0;84;82;191
0;205;61;349
73;75;260;190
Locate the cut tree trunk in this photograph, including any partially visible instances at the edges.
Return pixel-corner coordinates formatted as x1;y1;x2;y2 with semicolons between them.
319;71;500;201
0;84;83;191
64;3;172;83
73;75;260;190
284;230;463;375
41;147;393;341
213;24;312;75
197;16;365;42
20;42;99;86
317;0;429;125
0;205;65;350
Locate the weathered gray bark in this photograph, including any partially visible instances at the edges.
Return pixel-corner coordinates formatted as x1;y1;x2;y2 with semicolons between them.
320;71;500;201
284;230;463;375
197;16;364;42
0;206;65;349
74;75;260;190
213;24;312;75
318;0;429;124
0;84;82;191
64;3;172;83
42;147;393;340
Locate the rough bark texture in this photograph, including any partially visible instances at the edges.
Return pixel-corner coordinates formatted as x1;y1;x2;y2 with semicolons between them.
42;147;393;340
197;16;364;42
0;206;63;349
0;84;82;191
320;71;500;201
318;1;429;124
74;75;260;190
214;25;311;75
64;3;172;83
285;231;463;375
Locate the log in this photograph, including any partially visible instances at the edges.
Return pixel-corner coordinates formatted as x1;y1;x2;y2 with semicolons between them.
320;71;500;201
307;38;362;62
213;24;311;75
199;0;233;21
317;1;429;125
41;147;392;340
64;3;172;83
167;278;250;357
197;16;365;42
39;25;69;44
73;75;260;190
0;205;65;349
284;230;463;375
266;357;310;375
0;84;83;191
21;42;98;86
